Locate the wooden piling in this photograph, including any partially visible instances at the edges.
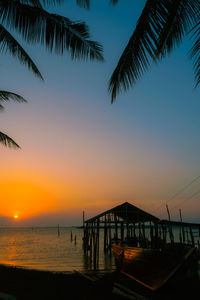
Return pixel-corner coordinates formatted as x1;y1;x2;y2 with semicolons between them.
104;215;107;252
166;205;174;244
133;223;136;239
190;226;195;247
142;223;146;240
96;219;100;264
179;209;185;243
114;214;118;242
121;222;124;242
108;214;112;253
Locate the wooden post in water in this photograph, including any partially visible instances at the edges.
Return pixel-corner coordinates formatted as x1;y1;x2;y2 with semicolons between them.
96;219;100;265
89;224;93;262
71;231;73;242
121;222;124;242
166;205;174;244
138;222;141;245
126;222;130;241
104;215;107;252
133;222;136;240
150;221;153;247
88;224;92;257
162;224;167;245
93;221;97;269
57;224;60;237
154;222;158;239
130;224;133;239
190;226;195;247
142;223;146;240
186;226;189;244
84;223;89;254
114;214;118;242
82;211;85;246
179;209;185;243
108;214;112;253
82;211;86;251
83;211;85;227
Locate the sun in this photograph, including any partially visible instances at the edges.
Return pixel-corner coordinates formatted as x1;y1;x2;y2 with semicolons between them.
13;215;19;220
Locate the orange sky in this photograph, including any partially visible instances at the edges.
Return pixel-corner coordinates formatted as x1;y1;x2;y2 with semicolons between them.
0;162;199;226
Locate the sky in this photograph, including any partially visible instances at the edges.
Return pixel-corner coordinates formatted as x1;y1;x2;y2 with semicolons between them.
1;0;200;226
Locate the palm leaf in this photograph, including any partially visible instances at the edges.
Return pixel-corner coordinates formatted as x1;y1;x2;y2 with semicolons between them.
0;0;104;61
108;0;167;102
0;90;27;102
75;0;118;8
22;0;64;7
156;0;200;58
41;0;64;5
189;22;200;86
20;0;43;8
0;25;44;80
76;0;90;9
0;131;20;148
110;0;118;5
108;0;200;102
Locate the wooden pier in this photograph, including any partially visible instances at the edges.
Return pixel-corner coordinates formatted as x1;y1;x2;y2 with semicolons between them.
82;202;200;268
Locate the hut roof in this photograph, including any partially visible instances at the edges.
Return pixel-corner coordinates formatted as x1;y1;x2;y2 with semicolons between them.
85;202;159;223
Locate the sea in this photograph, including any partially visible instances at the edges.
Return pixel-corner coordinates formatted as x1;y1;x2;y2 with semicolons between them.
0;226;198;273
0;227;115;272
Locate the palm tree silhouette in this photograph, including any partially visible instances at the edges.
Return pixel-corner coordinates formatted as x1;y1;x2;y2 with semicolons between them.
0;0;104;148
0;91;27;148
108;0;200;102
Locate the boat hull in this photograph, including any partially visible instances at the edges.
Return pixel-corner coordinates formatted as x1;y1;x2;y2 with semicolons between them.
112;243;197;291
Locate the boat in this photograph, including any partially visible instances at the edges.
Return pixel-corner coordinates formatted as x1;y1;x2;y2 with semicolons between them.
112;242;197;291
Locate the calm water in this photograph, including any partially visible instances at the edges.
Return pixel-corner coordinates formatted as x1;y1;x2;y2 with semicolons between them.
0;227;115;272
0;226;198;273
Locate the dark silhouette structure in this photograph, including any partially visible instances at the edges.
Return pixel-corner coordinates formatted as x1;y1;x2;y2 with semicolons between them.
83;202;200;268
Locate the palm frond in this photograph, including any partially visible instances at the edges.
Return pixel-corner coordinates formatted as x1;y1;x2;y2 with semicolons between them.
109;0;167;102
0;104;4;110
19;0;43;8
0;90;27;102
75;0;118;9
189;21;200;86
0;0;104;61
156;0;200;58
24;0;64;7
0;131;20;148
0;25;44;80
110;0;118;5
76;0;90;9
15;0;63;7
108;0;200;102
41;0;64;5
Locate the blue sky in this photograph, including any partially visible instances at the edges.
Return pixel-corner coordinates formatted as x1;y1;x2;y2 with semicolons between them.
0;0;200;225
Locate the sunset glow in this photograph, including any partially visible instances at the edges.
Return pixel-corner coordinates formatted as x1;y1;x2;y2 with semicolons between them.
0;1;199;227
